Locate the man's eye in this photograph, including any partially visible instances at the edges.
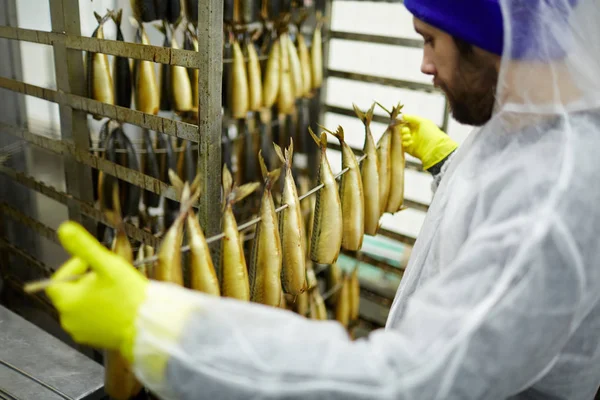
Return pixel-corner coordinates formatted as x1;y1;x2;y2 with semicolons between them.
424;37;433;46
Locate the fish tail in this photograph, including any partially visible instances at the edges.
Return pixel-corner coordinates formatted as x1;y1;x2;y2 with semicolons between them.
273;143;285;164
352;103;366;124
259;150;282;188
366;103;376;125
232;182;260;204
222;164;233;205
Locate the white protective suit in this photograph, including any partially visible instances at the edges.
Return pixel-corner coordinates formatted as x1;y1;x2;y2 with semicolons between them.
131;1;600;399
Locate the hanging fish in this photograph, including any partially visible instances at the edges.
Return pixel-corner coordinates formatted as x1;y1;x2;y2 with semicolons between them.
114;128;141;219
130;0;157;22
308;127;343;264
141;130;161;208
311;288;328;320
295;13;312;97
379;102;406;214
231;35;250;119
321;125;364;251
249;151;282;306
155;183;198;285
311;12;324;90
335;273;351;328
166;0;181;24
183;27;199;111
132;18;160;115
103;186;143;400
169;171;220;296
246;32;263;112
221;164;260;300
278;32;294;115
273;140;307;295
353;103;380;236
111;9;132;109
326;261;342;306
86;12;114;120
156;22;173;112
184;0;199;27
287;31;303;100
262;38;280;108
376;124;392;217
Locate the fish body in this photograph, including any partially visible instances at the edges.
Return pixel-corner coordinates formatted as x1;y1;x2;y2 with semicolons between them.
308;128;342;264
350;266;360;321
263;39;280;108
296;33;312;97
287;33;303;100
354;103;380;235
221;165;260;300
111;10;132;109
87;13;114;119
376;129;392;217
158;25;173;111
335;274;350;328
184;29;199;110
312;289;328;320
130;0;156;22
132;20;159;115
249;153;282;306
326;262;342;306
231;38;249;119
311;14;323;89
385;104;406;213
171;35;193;112
246;38;263;112
278;33;294;115
141;130;161;208
274;141;307;295
327;125;364;251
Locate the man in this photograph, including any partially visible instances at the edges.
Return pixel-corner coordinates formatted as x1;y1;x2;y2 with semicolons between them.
45;0;600;399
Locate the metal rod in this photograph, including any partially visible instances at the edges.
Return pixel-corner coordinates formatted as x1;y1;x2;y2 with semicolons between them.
327;69;438;93
197;0;224;278
0;77;199;142
0;25;264;66
329;31;423;48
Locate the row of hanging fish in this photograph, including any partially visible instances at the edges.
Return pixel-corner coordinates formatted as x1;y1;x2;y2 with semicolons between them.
85;9;197;119
225;11;324;120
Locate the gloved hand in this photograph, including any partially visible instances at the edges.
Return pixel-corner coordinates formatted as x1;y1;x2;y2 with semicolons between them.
46;221;148;363
401;114;458;170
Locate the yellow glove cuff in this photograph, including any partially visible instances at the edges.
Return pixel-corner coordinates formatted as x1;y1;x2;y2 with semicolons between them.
131;282;198;387
421;138;459;171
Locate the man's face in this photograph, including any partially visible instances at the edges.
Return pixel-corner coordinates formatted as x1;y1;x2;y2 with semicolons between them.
413;17;501;126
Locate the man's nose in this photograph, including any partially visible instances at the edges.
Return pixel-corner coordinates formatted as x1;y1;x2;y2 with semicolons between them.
421;53;436;76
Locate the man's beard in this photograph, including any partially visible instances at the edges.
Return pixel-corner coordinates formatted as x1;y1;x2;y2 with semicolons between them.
440;61;498;126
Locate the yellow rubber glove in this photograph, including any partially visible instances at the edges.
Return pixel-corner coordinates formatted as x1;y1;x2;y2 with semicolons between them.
46;221;148;363
401;114;458;171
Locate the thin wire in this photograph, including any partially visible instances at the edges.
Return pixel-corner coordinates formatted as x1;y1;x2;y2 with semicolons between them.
132;151;369;266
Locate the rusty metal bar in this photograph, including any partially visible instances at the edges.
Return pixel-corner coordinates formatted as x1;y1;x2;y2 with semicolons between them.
0;77;199;142
327;69;438;93
0;25;260;65
0;166;160;248
197;0;223;276
0;122;181;203
0;238;53;277
329;31;423;48
1;202;59;245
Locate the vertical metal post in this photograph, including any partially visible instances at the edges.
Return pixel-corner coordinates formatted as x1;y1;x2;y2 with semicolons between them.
197;0;224;276
49;0;94;230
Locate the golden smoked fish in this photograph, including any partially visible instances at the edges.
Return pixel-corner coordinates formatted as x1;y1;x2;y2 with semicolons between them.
311;12;324;89
263;39;280;108
326;261;342;306
376;123;392;217
231;37;250;119
87;12;114;120
335;273;350;328
249;152;282;306
287;31;304;99
380;102;406;213
274;140;307;295
278;33;294;115
322;125;364;251
221;164;260;300
354;103;380;235
350;266;360;321
169;171;220;296
170;30;193;112
295;14;312;97
308;127;343;264
155;183;198;285
246;35;263;111
104;187;142;400
131;18;159;115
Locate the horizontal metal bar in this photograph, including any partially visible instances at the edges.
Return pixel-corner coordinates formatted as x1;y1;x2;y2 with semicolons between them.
0;77;199;142
0;122;181;203
329;31;423;48
0;166;161;248
0;238;53;277
379;227;416;246
0;25;259;66
341;249;403;277
327;69;438;93
1;202;59;245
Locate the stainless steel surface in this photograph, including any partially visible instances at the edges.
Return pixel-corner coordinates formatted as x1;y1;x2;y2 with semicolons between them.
0;304;104;400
